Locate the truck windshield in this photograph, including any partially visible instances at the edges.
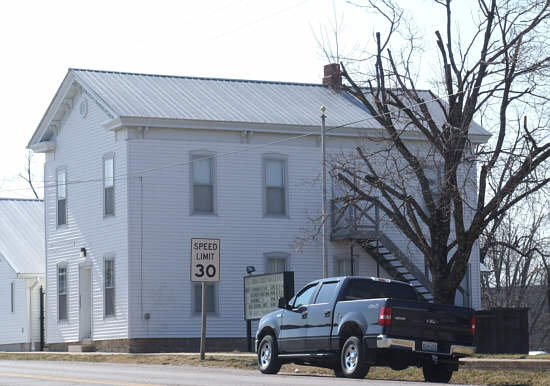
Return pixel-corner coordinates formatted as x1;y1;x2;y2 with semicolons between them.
341;279;418;301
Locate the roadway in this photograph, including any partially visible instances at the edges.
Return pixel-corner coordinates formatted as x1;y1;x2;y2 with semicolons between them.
0;360;475;385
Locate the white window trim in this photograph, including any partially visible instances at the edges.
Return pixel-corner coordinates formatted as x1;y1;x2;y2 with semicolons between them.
192;283;219;316
57;262;68;322
56;167;68;228
262;154;289;218
103;153;115;218
103;255;116;318
190;151;217;216
333;255;357;277
263;252;290;273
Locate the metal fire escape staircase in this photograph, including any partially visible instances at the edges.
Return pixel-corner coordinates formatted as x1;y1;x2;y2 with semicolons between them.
331;200;434;302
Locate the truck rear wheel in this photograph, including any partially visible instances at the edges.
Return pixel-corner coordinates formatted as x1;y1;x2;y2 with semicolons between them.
258;335;282;374
422;363;453;383
340;336;370;379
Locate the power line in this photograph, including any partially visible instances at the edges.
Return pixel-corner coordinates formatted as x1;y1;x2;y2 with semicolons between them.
0;79;500;195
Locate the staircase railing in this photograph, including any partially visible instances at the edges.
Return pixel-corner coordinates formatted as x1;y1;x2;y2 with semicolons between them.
331;199;379;239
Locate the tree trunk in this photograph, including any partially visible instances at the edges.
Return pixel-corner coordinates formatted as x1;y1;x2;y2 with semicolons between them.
431;272;457;304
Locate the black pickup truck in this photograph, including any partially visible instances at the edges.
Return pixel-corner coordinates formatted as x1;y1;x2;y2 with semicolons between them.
255;276;475;383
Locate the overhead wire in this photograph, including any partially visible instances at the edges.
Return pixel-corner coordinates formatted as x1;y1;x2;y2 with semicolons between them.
0;78;501;196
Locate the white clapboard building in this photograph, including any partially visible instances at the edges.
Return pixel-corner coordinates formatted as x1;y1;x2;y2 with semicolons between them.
0;198;44;351
28;66;490;352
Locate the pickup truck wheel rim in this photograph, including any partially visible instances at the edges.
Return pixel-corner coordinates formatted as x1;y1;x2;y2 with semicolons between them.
344;344;358;371
259;342;272;368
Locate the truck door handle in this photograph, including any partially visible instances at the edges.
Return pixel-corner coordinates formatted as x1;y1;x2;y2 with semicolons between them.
301;311;308;319
324;309;331;317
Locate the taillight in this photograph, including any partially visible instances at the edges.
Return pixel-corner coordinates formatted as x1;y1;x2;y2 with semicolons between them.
379;306;392;326
471;316;476;336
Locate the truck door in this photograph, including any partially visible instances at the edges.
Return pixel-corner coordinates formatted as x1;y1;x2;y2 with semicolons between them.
278;283;318;353
306;281;339;352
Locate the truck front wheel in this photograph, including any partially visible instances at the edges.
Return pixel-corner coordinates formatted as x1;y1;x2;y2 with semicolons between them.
422;363;453;383
258;335;282;374
340;336;370;379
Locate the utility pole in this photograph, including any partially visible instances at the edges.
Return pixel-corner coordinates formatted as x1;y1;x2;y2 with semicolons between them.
321;106;328;278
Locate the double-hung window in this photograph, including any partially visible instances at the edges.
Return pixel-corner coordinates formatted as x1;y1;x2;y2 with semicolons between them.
104;258;115;317
192;154;214;214
56;169;67;226
104;155;115;216
264;156;287;216
264;252;290;273
193;283;216;314
58;266;68;321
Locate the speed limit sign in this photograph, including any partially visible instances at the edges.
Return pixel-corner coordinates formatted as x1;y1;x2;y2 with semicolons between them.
190;238;220;282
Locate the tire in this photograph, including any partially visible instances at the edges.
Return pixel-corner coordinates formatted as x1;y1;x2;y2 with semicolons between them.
333;360;344;378
257;335;282;374
422;363;453;383
340;336;370;379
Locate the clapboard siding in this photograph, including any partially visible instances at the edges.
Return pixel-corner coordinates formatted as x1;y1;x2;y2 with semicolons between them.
44;91;129;344
126;131;399;339
0;259;28;345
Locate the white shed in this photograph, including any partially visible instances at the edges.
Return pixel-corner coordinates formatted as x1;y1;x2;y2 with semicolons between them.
0;198;44;351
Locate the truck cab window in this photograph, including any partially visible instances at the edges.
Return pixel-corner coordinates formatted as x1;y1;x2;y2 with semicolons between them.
314;282;338;304
293;284;317;309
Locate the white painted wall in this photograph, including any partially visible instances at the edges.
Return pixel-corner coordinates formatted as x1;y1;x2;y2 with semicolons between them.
42;90;481;344
125;128;454;340
0;258;29;347
43;89;129;344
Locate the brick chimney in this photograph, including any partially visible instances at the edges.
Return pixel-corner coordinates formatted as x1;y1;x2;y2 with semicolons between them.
322;63;342;89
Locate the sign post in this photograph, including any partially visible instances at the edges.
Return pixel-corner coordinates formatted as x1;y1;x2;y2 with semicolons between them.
190;238;220;360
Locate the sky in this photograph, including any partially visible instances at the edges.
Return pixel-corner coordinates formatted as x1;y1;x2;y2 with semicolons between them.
0;0;471;199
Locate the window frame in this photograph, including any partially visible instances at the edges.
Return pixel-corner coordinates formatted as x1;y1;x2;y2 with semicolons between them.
334;256;357;277
190;151;216;215
57;263;68;322
292;283;318;309
314;281;339;305
103;153;115;217
192;283;218;315
56;167;68;227
103;255;116;318
264;252;290;273
262;154;289;217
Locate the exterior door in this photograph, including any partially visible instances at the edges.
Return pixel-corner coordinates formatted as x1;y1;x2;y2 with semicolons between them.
306;281;340;351
278;283;318;353
79;268;92;340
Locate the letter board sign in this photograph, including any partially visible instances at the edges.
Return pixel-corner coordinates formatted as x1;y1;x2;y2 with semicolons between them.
243;271;294;320
190;238;220;282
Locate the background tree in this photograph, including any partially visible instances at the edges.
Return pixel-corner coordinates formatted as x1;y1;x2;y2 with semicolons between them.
18;149;40;199
480;200;550;349
331;0;550;303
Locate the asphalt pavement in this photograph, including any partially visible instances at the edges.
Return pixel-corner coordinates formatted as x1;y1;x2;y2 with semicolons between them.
0;360;477;386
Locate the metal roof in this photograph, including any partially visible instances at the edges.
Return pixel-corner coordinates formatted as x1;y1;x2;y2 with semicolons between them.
72;69;376;129
28;68;491;147
0;199;44;274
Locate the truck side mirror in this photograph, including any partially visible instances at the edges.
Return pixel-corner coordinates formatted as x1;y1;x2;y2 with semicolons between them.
278;297;288;309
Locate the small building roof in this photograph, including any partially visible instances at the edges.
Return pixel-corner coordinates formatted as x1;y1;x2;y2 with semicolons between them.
28;68;491;148
0;198;44;274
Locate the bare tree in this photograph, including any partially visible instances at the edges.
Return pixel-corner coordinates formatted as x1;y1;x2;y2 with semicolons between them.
331;0;550;303
19;149;40;199
481;201;550;348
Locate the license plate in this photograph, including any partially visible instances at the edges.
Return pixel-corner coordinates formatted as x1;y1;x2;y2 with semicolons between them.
422;341;438;352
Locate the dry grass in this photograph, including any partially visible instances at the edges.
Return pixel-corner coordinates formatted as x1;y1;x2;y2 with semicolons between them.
0;353;548;385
